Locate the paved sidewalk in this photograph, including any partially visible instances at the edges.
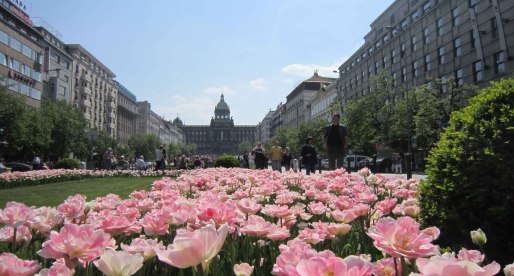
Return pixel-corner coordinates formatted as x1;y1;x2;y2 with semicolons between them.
268;165;427;180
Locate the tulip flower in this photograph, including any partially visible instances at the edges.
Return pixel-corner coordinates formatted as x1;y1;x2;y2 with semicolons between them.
233;263;254;276
93;249;143;276
0;252;40;276
470;228;487;247
156;223;228;274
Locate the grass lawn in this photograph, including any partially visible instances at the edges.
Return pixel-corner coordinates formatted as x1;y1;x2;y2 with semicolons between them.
0;176;161;208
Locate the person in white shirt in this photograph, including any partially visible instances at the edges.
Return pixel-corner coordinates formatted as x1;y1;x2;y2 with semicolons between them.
136;155;147;171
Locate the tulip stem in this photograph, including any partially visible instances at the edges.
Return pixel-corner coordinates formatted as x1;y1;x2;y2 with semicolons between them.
394;257;399;276
196;264;205;276
11;227;17;252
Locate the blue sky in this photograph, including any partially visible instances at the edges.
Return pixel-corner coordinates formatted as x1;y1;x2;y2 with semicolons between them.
28;0;394;125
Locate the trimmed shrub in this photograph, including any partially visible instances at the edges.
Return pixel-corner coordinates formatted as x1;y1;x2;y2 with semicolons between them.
419;78;514;265
54;158;80;169
214;155;239;168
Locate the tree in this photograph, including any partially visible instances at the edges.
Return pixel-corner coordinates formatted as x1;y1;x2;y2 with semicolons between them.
41;100;88;161
238;141;254;153
0;87;30;158
343;71;402;155
128;134;161;161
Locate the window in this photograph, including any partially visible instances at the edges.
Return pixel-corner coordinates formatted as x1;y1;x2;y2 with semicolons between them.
392;72;398;86
437;18;444;35
470;30;476;49
425;54;432;71
412;35;418;52
401;43;406;58
0;30;8;45
413;60;420;77
494;51;505;75
0;52;6;66
438;46;446;64
30;87;42;100
423;1;432;13
424;26;432;44
454;37;462;57
473;61;483;82
20;83;30;96
411;10;419;22
401;19;409;30
362;52;367;60
392;49;398;64
452;8;461;26
383;55;388;68
9;37;21;52
375;61;380;74
368;47;374;55
455;68;463;86
375;40;382;49
9;58;20;71
383;33;390;43
21;45;32;58
491;18;498;38
469;0;479;9
402;67;407;82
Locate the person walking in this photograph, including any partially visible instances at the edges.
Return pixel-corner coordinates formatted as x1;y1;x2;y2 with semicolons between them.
301;136;317;175
322;113;349;170
253;142;267;170
102;148;114;170
270;141;283;172
248;151;256;169
155;146;164;171
282;147;292;171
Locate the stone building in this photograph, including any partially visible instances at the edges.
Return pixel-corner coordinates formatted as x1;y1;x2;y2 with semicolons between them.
175;94;256;155
336;0;514;106
116;81;138;146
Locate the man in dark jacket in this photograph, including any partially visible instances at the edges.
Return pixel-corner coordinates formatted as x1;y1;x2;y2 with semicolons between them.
322;113;349;170
301;136;317;175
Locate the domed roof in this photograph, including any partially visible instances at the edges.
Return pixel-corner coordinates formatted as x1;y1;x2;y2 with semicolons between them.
215;94;230;111
173;116;183;126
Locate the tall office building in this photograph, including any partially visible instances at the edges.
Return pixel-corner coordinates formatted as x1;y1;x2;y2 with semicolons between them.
116;81;138;146
67;44;118;138
337;0;514;106
0;1;44;108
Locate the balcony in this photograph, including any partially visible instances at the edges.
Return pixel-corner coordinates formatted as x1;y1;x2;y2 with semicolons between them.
108;100;116;109
80;99;91;107
80;73;92;83
79;86;91;95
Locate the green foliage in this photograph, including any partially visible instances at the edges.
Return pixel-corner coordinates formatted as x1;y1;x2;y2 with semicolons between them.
271;118;327;157
214;155;239;168
0;88;30;155
237;141;254;153
54;158;81;169
419;78;514;265
128;134;161;160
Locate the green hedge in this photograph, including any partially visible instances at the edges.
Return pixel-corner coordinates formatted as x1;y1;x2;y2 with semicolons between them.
419;78;514;266
214;155;239;168
54;158;80;169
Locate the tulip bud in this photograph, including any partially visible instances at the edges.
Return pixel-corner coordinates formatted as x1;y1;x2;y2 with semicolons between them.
470;228;487;246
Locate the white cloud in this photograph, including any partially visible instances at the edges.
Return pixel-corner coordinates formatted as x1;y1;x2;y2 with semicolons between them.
281;63;341;78
204;85;235;95
249;78;267;91
154;95;217;125
283;78;293;84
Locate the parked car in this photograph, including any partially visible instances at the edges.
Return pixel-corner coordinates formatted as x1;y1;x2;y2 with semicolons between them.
4;162;33;172
0;161;10;173
344;155;371;172
357;157;394;173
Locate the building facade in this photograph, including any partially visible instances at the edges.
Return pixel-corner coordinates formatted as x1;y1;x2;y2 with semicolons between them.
0;1;44;108
68;44;118;138
308;81;338;122
336;0;514;106
256;109;274;142
176;94;256;155
35;24;73;104
283;72;336;128
116;81;138;146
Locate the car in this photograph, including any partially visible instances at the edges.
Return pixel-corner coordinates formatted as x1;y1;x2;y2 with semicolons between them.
357;157;393;173
0;162;10;173
4;162;33;172
344;155;371;172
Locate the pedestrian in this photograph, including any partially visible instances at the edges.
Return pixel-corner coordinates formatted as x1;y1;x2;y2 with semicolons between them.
194;156;202;169
270;141;283;172
160;148;167;173
135;155;147;171
243;151;249;168
248;151;256;169
178;155;187;170
155;146;164;171
301;136;317;175
282;147;292;171
322;113;349;170
102;148;114;170
253;142;268;170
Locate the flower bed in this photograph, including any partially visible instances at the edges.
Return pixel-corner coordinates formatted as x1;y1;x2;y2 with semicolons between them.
0;168;508;275
0;169;180;189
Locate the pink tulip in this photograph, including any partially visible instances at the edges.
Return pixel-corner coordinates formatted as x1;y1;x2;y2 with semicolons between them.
57;194;87;223
413;254;500;276
505;263;514;276
373;257;401;276
236;198;262;215
233;262;254;276
0;201;35;228
367;216;439;259
0;252;40;276
156;223;228;274
241;215;273;237
457;248;485;264
29;206;63;236
93;249;143;276
0;225;32;243
36;258;75;276
120;236;165;261
37;223;115;267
